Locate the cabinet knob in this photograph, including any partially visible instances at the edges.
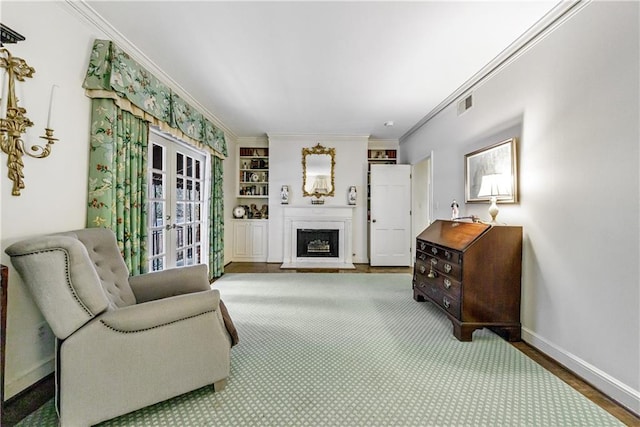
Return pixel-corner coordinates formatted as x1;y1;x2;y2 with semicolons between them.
419;265;426;274
443;297;451;309
444;278;451;289
431;247;438;255
443;263;452;273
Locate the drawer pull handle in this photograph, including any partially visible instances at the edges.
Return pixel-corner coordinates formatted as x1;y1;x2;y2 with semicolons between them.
444;278;451;289
420;242;426;250
419;265;426;274
427;268;438;279
444;251;451;259
431;247;438;255
419;253;427;261
444;263;452;273
443;297;451;309
431;258;438;266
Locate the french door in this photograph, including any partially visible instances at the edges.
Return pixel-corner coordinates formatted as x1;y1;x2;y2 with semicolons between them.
148;131;208;272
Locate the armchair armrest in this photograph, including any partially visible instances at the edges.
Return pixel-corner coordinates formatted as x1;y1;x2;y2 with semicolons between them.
99;288;220;332
129;264;210;303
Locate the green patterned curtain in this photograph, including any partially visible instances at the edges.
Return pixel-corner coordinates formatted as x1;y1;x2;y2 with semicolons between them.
87;98;149;275
84;39;228;277
209;155;224;279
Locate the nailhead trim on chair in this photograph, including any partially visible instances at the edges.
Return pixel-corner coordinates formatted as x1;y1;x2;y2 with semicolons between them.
99;309;216;334
13;248;95;317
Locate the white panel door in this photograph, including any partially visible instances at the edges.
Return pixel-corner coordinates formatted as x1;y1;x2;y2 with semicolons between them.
370;164;412;266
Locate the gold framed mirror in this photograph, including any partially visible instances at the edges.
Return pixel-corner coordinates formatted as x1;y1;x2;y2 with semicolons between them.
302;143;335;198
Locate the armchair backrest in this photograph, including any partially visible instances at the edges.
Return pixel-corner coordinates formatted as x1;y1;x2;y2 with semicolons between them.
5;228;137;339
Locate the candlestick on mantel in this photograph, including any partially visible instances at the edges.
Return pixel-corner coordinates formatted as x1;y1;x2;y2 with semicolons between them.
46;84;58;129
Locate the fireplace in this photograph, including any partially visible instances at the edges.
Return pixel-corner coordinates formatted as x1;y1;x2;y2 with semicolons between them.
281;206;355;269
297;229;339;258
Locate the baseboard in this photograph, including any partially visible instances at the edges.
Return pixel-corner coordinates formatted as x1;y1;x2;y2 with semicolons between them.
521;327;640;416
2;373;55;425
4;357;54;400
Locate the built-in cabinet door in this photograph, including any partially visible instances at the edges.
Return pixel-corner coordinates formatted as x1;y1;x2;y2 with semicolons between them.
232;220;268;261
250;221;267;258
370;164;412;266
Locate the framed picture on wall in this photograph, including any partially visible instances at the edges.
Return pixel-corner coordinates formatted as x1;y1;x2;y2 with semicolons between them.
465;138;518;203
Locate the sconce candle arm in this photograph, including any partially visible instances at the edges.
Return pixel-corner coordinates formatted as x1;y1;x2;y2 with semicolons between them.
0;48;59;196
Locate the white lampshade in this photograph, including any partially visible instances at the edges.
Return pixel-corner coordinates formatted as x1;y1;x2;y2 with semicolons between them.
477;173;511;197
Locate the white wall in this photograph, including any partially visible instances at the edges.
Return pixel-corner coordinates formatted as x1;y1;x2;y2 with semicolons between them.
400;2;639;413
267;135;369;264
1;2;98;398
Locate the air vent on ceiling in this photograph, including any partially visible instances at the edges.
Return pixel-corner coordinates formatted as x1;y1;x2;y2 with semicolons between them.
457;93;473;116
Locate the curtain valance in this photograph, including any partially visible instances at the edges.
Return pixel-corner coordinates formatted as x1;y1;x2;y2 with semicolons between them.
83;39;228;157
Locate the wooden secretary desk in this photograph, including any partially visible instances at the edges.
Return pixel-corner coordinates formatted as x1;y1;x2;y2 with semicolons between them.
413;220;522;342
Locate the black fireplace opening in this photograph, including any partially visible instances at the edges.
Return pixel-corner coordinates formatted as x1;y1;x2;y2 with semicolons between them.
297;229;339;258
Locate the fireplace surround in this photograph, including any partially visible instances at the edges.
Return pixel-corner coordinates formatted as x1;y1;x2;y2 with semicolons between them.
281;206;355;269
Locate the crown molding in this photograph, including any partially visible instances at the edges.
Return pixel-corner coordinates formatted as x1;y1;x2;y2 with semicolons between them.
267;133;370;142
400;0;588;143
63;0;238;141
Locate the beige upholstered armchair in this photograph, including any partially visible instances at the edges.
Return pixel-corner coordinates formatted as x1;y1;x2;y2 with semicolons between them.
5;228;233;427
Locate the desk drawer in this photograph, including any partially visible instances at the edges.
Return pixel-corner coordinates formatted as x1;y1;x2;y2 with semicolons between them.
424;284;461;319
416;240;461;265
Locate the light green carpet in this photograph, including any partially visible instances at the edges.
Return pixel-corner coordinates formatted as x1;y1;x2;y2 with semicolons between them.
19;273;622;426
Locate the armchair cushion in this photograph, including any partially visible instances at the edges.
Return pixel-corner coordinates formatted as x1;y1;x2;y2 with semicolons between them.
129;264;210;303
99;289;220;332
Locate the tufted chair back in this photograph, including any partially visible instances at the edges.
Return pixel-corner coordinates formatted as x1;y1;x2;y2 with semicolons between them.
59;228;136;310
5;228;136;339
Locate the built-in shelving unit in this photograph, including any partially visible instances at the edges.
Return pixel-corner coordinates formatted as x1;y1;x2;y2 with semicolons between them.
238;147;269;198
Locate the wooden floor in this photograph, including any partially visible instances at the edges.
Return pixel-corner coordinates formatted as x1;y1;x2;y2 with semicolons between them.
223;262;640;426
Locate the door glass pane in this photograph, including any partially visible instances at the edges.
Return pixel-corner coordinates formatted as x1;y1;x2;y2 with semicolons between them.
195;182;200;200
186;248;194;266
186;157;193;178
176;153;184;175
152;173;164;198
186;203;193;222
152;202;164;227
152;229;164;255
153;144;163;170
176;250;184;267
152;257;164;271
176;225;184;248
176;177;184;200
186;179;193;200
195;160;201;179
176;203;185;224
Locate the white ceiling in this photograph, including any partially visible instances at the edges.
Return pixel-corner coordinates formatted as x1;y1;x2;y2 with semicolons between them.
84;1;561;140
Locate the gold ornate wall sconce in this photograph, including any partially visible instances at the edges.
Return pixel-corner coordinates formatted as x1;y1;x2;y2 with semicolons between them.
0;46;59;196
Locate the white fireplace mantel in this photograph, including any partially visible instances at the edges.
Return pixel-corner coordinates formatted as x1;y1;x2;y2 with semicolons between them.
281;205;356;269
